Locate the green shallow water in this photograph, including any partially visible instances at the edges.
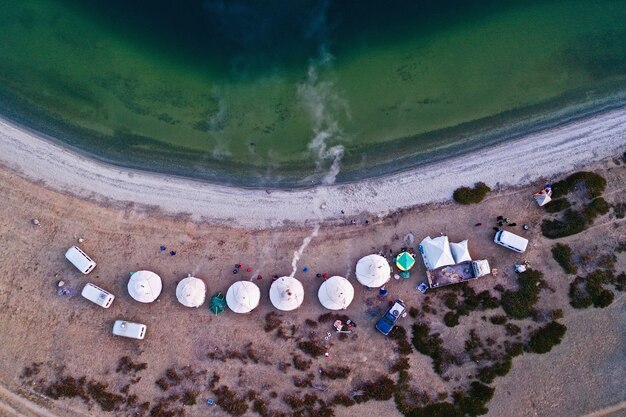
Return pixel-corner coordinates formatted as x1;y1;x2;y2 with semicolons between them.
0;0;625;186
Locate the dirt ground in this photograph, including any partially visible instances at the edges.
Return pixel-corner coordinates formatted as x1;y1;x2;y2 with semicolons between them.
0;155;625;417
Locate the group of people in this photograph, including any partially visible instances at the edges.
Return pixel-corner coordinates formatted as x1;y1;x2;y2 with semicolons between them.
493;215;517;232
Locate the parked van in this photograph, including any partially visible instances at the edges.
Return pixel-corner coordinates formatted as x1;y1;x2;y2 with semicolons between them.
65;246;96;274
112;320;146;340
81;283;115;308
494;230;528;253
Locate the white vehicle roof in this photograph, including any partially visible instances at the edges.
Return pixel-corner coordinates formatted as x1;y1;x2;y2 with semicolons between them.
112;320;146;340
65;246;96;274
496;230;528;252
81;283;115;308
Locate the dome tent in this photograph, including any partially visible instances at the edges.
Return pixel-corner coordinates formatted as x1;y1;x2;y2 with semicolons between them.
226;281;261;313
269;276;304;311
176;276;206;308
318;276;354;310
355;254;390;288
128;270;162;303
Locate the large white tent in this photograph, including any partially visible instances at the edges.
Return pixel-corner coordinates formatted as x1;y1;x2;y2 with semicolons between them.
450;240;472;263
318;276;354;310
355;254;391;288
226;281;261;313
419;236;455;270
128;270;162;303
269;277;304;311
176;277;206;308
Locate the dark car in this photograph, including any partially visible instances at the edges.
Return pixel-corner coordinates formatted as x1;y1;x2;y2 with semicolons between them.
375;300;406;335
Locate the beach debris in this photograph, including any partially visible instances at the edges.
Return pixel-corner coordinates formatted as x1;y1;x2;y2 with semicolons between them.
403;232;415;245
320;203;327;209
246;267;252;272
57;280;65;287
78;238;84;243
160;245;166;251
322;273;328;279
207;399;215;405
32;218;40;226
523;224;530;230
394;274;400;280
312;384;328;392
170;251;176;256
302;266;309;272
232;269;238;274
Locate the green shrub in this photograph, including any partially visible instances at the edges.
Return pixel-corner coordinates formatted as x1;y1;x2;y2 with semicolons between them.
489;315;507;325
501;269;543;319
477;357;512;383
541;209;587;239
569;270;617;309
528;321;567;354
453;382;494;417
583;197;610;222
551;243;577;274
614;203;626;219
616;273;626;292
412;323;453;374
453;182;491;205
444;312;459;327
355;376;396;403
551;171;606;199
569;277;592;308
297;340;326;358
544;198;571;213
504;323;521;336
389;326;413;354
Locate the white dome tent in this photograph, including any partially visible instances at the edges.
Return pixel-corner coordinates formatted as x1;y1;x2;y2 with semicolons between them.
450;240;472;264
355;254;391;288
128;270;162;303
419;236;455;270
176;276;206;308
226;281;261;313
318;276;354;310
269;276;304;311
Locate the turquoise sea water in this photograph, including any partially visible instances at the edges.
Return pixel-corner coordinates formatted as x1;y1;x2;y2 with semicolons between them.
0;0;625;186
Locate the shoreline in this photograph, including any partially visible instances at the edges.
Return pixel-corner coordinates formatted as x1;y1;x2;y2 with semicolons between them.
1;106;625;229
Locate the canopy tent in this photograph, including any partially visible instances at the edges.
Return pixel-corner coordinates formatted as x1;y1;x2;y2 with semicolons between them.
355;254;391;288
175;277;206;308
318;276;354;310
418;236;455;270
210;293;226;315
226;281;261;313
450;240;472;264
395;252;416;271
269;277;304;311
128;270;162;303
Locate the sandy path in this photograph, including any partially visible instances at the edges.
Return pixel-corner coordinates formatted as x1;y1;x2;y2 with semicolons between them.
0;384;64;417
1;107;625;229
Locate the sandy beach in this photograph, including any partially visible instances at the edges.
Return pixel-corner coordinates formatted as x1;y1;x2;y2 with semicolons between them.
1;107;625;229
0;107;625;417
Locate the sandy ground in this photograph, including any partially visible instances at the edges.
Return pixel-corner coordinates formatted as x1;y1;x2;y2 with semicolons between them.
0;107;625;229
0;150;625;417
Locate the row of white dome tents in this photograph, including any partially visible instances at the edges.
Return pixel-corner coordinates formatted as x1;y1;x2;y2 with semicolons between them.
127;271;260;313
126;255;391;312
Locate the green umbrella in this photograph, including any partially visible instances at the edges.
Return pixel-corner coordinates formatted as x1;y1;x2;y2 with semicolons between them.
210;292;226;315
396;252;415;271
